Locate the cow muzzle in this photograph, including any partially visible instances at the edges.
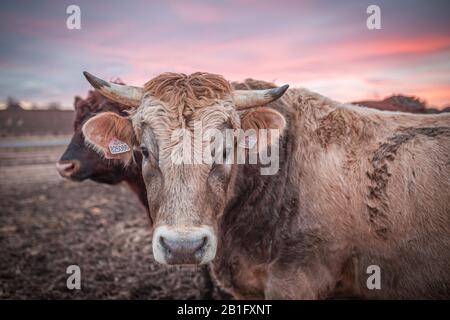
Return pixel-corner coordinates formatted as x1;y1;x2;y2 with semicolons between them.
56;160;81;178
152;226;217;265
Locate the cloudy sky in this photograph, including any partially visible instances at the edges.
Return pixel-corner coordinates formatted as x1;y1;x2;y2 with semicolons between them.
1;0;449;109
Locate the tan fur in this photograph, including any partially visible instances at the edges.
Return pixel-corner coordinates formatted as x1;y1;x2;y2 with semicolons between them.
258;87;450;298
82;74;284;235
127;74;286;266
82;73;450;299
143;72;232;128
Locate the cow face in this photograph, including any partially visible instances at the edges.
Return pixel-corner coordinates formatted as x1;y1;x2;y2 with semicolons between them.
82;72;288;265
57;91;132;184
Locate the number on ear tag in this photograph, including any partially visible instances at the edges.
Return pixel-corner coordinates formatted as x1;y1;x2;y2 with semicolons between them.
108;138;130;154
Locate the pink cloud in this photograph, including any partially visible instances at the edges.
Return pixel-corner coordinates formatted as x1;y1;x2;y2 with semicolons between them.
2;1;449;108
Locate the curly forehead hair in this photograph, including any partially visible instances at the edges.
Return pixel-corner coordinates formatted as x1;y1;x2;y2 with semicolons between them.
143;72;232;111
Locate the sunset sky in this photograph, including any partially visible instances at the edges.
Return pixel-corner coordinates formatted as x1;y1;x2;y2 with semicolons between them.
0;0;449;109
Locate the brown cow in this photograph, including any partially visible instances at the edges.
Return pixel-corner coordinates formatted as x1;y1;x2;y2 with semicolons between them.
81;71;449;299
56;88;148;210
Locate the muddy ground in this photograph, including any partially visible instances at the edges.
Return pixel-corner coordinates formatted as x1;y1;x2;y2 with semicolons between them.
0;145;226;299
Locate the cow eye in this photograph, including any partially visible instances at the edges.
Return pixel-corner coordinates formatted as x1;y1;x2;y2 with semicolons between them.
140;145;149;158
223;147;229;162
223;146;233;163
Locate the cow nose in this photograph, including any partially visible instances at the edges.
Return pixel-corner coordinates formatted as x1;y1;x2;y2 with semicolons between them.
159;235;208;264
156;231;211;265
56;160;80;178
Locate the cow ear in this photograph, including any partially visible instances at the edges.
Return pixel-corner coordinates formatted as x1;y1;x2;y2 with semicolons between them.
239;107;286;149
74;96;84;109
82;112;135;162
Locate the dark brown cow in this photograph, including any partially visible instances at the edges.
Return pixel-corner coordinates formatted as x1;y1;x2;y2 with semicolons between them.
81;71;450;300
56;87;148;210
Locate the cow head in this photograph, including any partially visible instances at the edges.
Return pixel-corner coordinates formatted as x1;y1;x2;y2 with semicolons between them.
57;85;136;184
82;71;288;265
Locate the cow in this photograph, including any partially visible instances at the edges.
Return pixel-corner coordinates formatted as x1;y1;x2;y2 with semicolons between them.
80;71;449;299
56;86;148;211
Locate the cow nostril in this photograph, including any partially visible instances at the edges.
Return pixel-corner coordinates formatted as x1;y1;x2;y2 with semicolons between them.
195;236;208;253
159;236;171;254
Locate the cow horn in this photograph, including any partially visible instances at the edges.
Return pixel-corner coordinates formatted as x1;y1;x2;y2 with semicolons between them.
83;71;143;108
232;85;289;109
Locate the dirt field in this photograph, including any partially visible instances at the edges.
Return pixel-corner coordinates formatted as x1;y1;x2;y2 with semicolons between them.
0;144;225;299
0;110;74;137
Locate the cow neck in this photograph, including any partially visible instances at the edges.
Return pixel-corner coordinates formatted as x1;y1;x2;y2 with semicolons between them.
219;131;292;262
